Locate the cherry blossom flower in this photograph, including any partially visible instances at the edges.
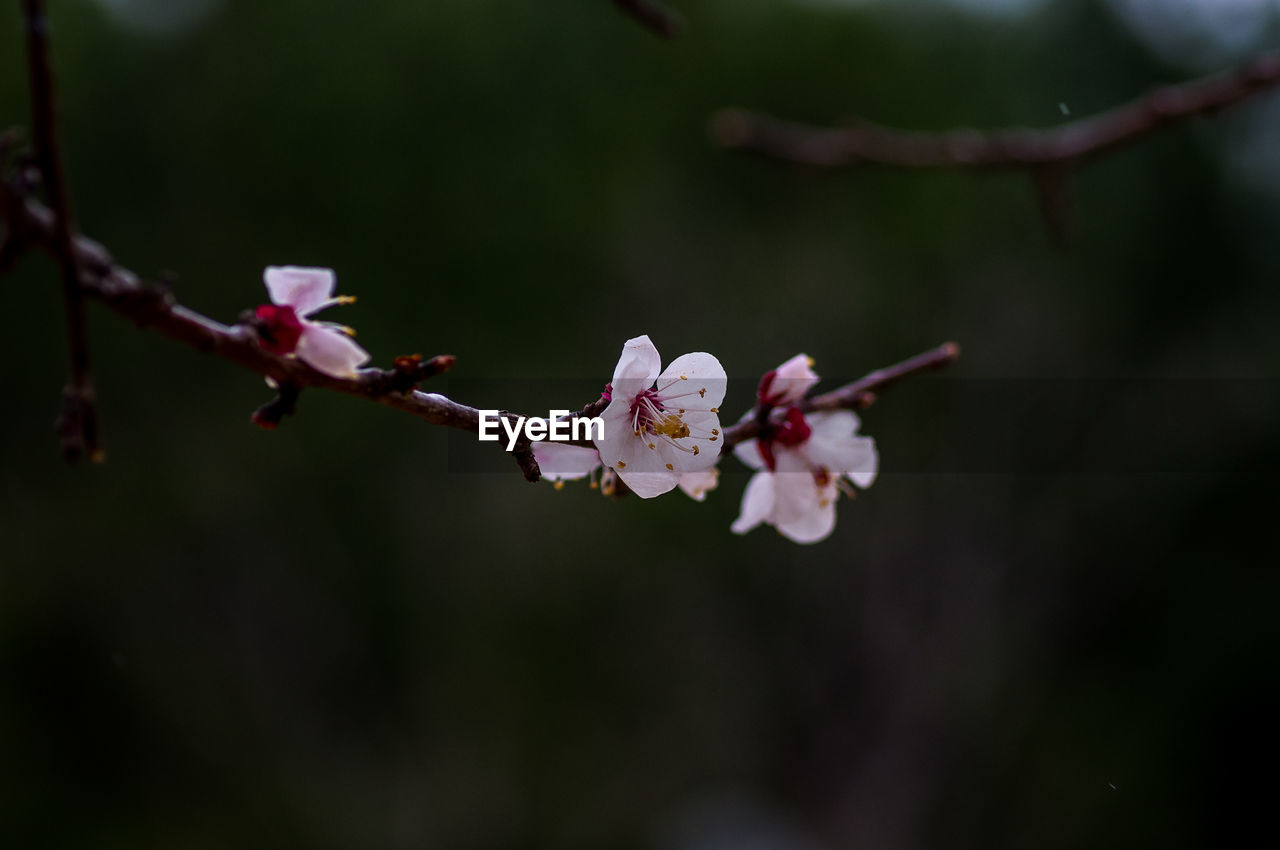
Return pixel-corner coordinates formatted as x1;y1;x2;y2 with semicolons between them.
730;352;877;543
255;266;370;378
532;442;602;484
593;335;726;499
534;437;720;502
731;408;877;543
757;353;819;407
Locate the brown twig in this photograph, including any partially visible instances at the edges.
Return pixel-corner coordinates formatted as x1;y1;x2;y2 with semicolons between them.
250;380;302;430
720;342;961;451
0;172;957;478
22;0;101;462
710;50;1280;170
612;0;683;39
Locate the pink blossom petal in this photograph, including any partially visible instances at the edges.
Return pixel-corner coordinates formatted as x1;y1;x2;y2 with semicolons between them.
771;450;838;543
296;325;370;378
732;437;767;471
532;443;601;481
804;411;878;486
264;266;336;316
731;471;775;535
610;334;662;401
806;409;862;441
767;353;820;405
678;468;719;502
775;489;837;544
592;398;638;464
611;434;681;498
657;351;727;410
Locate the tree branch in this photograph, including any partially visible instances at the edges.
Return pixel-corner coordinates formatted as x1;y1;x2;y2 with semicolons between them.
720;342;961;452
612;0;683;39
710;50;1280;170
22;0;101;461
1;168;955;481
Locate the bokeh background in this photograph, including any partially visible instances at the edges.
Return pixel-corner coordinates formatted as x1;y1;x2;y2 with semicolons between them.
3;1;1279;847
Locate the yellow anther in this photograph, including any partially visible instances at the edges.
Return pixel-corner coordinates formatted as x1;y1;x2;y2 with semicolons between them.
711;428;719;435
665;463;674;470
617;461;626;468
693;445;700;456
648;443;656;450
652;415;690;439
698;388;706;398
709;407;719;413
553;480;565;491
336;295;357;305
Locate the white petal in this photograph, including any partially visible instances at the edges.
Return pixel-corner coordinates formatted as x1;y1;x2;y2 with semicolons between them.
767;353;820;405
804;411;878;485
770;450;838;543
770;449;822;525
296;325;370;378
532;443;600;481
601;427;679;498
775;489;837;544
731;471;775;535
847;462;878;490
657;351;727;410
610;334;662;401
591;398;638;460
733;437;768;471
806;409;862;441
264;266;336;315
678;468;719;502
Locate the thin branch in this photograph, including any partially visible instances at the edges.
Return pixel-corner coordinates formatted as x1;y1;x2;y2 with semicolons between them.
22;0;101;462
612;0;683;39
720;342;961;451
1;174;955;480
710;50;1280;170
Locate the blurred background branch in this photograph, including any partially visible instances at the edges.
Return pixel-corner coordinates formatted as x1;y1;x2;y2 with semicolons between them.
612;0;684;38
712;49;1280;241
21;0;100;462
711;50;1280;169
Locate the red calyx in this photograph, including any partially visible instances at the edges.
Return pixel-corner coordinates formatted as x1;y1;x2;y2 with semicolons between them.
755;406;811;472
774;406;812;447
757;369;778;404
255;304;304;355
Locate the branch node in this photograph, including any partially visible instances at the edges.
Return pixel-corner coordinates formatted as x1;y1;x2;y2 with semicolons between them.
251;381;302;430
55;382;102;463
389;352;455;393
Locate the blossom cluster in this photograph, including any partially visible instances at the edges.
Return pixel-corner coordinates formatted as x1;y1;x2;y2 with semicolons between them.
246;269;877;544
534;336;878;544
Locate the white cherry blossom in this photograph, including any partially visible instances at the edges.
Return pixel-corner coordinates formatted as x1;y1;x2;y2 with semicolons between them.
256;266;370;379
594;335;726;499
731;408;877;544
758;353;819;407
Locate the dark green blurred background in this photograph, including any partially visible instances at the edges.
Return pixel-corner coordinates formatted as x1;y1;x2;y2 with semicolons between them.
3;1;1278;847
